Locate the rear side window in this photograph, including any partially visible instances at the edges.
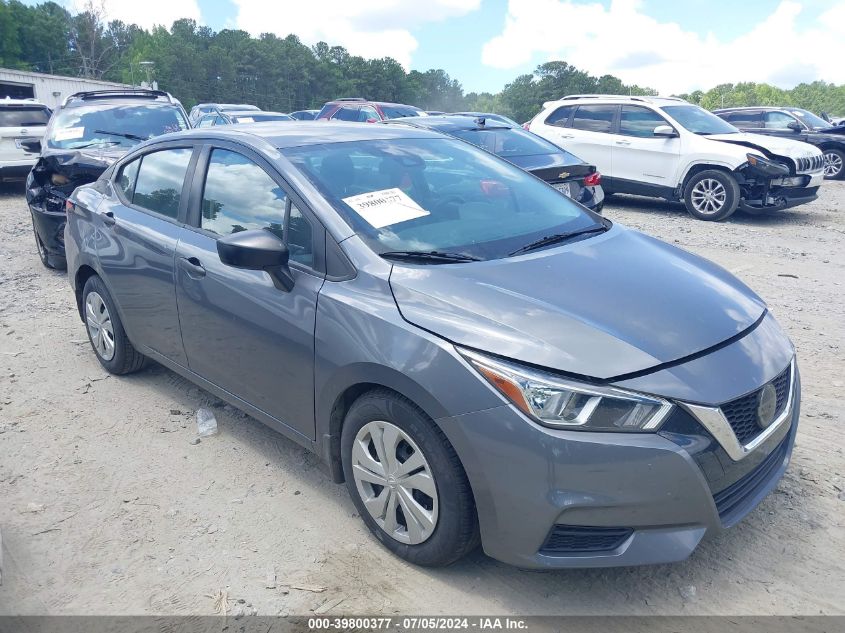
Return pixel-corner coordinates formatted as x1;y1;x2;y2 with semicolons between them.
116;158;140;199
571;105;616;133
545;105;575;127
0;106;51;127
201;149;287;236
721;111;762;128
619;106;669;137
132;148;192;219
358;106;380;122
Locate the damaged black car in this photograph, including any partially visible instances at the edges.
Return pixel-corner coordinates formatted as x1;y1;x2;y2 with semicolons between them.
26;89;189;269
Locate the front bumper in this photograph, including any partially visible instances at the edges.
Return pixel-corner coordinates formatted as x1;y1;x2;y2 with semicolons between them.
437;313;799;569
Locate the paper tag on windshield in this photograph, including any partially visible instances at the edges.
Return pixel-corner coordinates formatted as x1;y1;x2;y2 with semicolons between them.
343;188;429;228
238;117;254;123
53;127;84;141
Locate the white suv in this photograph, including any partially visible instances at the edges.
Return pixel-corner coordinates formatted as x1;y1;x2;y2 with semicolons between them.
527;95;825;221
0;98;51;182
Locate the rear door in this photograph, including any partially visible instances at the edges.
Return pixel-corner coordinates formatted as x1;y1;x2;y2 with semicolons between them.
174;142;325;439
718;110;763;132
97;143;198;365
557;104;617;178
611;105;681;192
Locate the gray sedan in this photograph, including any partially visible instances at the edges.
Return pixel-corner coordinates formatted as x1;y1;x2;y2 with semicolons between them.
65;122;799;568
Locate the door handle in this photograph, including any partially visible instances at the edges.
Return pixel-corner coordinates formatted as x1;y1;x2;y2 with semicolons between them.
559;134;574;139
615;140;631;146
102;211;116;226
179;256;206;278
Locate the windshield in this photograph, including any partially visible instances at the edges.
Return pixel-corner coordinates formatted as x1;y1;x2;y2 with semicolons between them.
46;104;188;149
380;106;422;119
283;138;603;261
789;109;830;129
662;105;738;135
0;106;51;127
451;127;563;158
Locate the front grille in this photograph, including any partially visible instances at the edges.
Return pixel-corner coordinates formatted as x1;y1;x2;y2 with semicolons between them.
713;432;790;527
796;155;824;173
540;525;633;555
720;365;791;445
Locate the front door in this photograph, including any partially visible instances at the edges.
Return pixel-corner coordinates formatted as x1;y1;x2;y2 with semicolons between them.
611;105;681;192
175;145;324;439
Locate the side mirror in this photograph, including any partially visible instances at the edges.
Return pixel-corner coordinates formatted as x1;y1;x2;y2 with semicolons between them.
217;229;295;291
20;138;42;154
787;121;802;132
653;125;678;137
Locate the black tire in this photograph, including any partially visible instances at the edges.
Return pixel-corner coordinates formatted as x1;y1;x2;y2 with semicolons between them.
683;170;739;221
82;275;146;375
32;219;65;270
593;202;604;214
341;389;479;566
823;148;845;180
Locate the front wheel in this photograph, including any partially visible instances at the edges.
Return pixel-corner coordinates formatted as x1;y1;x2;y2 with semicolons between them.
823;149;845;180
341;390;479;566
683;170;739;221
82;275;146;375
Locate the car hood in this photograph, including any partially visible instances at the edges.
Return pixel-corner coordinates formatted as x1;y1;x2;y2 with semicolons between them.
707;132;821;159
389;225;767;380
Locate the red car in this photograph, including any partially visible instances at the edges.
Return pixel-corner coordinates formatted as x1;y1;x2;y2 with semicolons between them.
316;98;424;122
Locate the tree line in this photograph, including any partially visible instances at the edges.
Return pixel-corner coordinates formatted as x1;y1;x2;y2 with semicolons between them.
2;0;843;122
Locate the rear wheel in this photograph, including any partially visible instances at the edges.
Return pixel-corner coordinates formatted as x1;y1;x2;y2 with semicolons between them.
341;390;479;566
823;149;845;180
683;170;739;221
82;275;146;374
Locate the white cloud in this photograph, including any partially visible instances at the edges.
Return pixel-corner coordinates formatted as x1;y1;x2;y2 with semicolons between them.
70;0;202;30
482;0;845;94
233;0;481;68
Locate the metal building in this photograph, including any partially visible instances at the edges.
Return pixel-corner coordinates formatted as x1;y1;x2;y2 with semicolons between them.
0;68;132;109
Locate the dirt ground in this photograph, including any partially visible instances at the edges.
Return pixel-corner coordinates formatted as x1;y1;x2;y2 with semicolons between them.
0;180;843;617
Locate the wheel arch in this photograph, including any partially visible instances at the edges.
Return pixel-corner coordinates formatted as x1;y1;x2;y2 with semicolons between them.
680;162;738;193
74;264;100;320
318;366;452;484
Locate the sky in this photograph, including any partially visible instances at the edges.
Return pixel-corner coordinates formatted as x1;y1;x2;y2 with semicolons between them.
48;0;845;95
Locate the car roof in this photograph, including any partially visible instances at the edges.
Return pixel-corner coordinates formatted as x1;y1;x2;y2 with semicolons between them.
227;110;289;117
328;99;420;109
150;121;443;149
544;95;688;108
388;115;512;133
0;97;49;107
714;106;797;112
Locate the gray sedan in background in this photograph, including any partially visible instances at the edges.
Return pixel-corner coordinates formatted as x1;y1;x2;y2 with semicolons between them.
65;122;799;568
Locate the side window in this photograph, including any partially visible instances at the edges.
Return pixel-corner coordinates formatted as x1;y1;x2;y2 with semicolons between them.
116;158;140;200
201;149;314;267
722;111;762;128
132;148;192;218
287;204;313;267
358;106;380;122
571;105;616;133
197;116;214;128
619;106;669;137
333;107;359;122
765;111;799;129
545;105;575;127
201;149;287;236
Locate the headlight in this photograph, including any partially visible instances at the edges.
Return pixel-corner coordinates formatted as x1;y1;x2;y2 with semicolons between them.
460;349;673;432
745;153;789;177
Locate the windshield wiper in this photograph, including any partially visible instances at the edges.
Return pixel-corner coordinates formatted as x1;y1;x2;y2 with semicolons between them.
93;129;148;142
508;225;608;257
380;250;483;263
71;140;121;149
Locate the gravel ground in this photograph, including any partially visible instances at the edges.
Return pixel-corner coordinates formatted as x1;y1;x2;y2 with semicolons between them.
0;181;843;617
